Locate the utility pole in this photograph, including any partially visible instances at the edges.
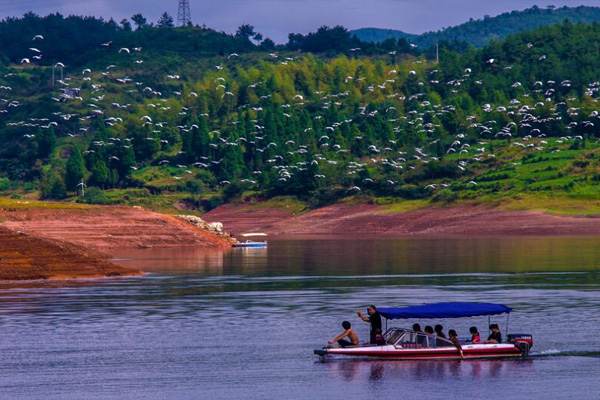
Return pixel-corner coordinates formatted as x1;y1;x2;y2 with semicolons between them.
77;179;87;197
177;0;192;27
52;63;64;86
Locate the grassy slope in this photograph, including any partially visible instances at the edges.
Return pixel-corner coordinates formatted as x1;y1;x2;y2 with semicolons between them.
3;24;600;217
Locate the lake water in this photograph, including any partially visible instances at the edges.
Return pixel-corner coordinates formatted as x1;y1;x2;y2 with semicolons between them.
1;236;599;399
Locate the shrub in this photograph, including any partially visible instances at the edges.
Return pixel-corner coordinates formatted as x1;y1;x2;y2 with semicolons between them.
432;188;458;203
79;186;110;204
0;177;11;191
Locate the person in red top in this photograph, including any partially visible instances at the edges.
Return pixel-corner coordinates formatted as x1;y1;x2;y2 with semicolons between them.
469;326;481;343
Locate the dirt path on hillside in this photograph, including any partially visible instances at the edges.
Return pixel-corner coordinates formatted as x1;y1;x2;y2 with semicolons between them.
203;204;600;236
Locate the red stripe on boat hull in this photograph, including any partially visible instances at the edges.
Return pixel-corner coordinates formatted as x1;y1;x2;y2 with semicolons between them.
321;348;523;360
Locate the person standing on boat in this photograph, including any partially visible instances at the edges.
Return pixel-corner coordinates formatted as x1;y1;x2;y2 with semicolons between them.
357;305;382;344
328;321;359;348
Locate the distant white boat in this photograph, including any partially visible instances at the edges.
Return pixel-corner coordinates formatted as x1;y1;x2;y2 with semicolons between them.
232;233;268;248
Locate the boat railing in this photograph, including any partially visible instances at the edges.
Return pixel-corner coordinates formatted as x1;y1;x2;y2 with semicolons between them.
384;328;457;349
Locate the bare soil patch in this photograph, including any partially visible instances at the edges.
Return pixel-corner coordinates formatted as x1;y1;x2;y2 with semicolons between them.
0;226;142;280
0;203;230;281
203;203;600;236
0;205;231;251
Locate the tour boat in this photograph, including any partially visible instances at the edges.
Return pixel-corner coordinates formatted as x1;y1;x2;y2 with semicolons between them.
314;302;533;360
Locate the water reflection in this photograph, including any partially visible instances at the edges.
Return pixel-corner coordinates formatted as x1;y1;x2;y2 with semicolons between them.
112;236;600;278
323;358;532;382
0;237;598;399
113;247;226;274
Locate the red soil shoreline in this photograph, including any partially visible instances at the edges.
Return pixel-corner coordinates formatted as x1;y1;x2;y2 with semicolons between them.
0;226;144;280
0;204;231;281
3;200;599;281
203;203;600;237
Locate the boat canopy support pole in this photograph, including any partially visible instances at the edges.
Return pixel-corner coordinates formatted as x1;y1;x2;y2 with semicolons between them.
506;313;510;338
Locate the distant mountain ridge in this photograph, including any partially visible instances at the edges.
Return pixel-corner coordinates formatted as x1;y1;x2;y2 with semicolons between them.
351;5;600;48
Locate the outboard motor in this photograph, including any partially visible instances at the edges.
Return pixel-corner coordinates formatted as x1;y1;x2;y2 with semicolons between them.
507;334;533;356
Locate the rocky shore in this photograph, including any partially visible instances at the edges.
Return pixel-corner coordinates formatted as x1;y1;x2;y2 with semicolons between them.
0;203;231;281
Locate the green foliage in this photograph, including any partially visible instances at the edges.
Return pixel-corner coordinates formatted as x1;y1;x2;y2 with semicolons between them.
36;128;56;159
80;186;110;204
431;188;458;203
0;177;11;191
4;11;600;210
65;147;86;191
40;168;67;199
156;13;174;29
352;5;600;48
131;14;148;30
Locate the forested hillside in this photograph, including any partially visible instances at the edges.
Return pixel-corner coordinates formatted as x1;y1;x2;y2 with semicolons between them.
2;14;600;212
352;5;600;48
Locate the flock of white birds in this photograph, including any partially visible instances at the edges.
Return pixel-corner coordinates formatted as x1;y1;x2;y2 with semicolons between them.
1;33;599;195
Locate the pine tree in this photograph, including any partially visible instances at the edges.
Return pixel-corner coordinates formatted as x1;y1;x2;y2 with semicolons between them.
37;128;57;159
40;168;67;199
191;117;210;158
157;12;174;28
65;147;86;191
90;160;110;189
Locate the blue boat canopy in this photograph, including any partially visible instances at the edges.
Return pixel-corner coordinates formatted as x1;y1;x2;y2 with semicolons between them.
378;302;512;320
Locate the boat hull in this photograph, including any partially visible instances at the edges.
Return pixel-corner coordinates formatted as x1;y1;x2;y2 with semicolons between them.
315;343;525;360
232;242;267;248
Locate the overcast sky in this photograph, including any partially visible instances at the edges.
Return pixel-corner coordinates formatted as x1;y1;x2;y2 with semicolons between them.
1;1;598;43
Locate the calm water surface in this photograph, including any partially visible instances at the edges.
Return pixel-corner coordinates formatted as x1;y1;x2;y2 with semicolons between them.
1;236;599;399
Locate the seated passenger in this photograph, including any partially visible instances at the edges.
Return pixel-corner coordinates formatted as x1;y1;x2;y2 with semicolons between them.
328;321;359;348
448;329;464;359
469;326;481;344
374;328;386;345
484;323;502;344
435;324;447;339
424;325;435;347
413;323;425;346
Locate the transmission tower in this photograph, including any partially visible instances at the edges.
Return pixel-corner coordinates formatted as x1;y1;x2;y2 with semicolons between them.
177;0;192;27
